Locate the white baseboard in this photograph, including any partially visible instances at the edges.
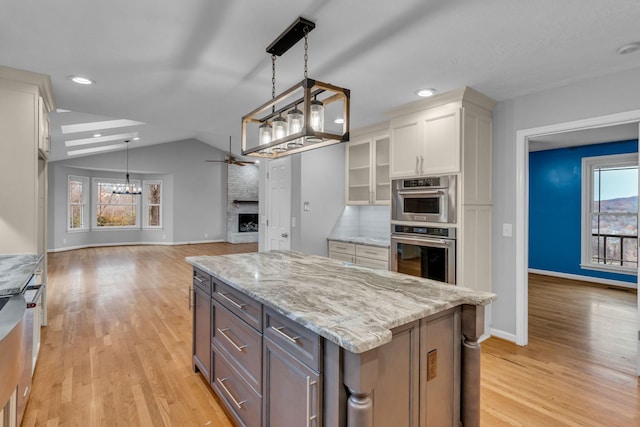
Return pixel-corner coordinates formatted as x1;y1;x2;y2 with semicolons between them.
528;268;637;290
489;328;518;344
48;239;226;253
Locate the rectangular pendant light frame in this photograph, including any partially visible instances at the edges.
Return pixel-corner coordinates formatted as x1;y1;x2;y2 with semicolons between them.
241;77;350;159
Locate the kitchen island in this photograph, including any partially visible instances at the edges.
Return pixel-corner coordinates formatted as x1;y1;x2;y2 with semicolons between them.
187;250;495;427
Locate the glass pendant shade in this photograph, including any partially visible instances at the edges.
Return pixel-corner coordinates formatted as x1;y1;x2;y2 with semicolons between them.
287;107;304;148
309;99;324;132
272;116;288;140
259;122;273;146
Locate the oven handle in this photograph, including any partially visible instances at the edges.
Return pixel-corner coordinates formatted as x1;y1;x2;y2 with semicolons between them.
391;235;453;248
396;189;445;196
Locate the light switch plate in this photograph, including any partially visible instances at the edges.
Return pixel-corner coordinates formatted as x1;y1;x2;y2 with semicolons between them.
502;223;513;237
303;202;310;211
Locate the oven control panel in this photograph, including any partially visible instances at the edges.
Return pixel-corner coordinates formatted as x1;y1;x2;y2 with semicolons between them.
392;225;456;238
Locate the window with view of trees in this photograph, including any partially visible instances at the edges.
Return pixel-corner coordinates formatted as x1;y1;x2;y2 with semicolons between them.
582;153;638;274
68;176;89;230
93;178;140;228
143;181;162;228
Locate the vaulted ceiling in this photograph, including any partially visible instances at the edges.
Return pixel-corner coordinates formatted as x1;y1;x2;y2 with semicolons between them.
2;0;640;160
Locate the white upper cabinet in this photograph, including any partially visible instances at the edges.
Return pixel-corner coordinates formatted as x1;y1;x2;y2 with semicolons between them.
346;126;390;205
390;104;461;178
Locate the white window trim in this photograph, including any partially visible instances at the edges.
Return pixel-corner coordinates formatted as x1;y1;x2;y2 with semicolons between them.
581;153;638;275
92;177;141;229
67;175;90;232
142;180;163;229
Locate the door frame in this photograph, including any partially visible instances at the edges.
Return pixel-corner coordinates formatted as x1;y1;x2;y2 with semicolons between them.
515;109;640;349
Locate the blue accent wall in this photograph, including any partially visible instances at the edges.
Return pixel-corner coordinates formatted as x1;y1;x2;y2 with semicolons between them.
529;139;638;283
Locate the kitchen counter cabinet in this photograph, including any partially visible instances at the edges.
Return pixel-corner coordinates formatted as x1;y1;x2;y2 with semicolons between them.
327;239;390;270
192;268;212;381
187;251;495;427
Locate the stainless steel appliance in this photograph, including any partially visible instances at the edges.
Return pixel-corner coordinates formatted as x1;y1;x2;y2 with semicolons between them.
392;175;456;224
391;225;456;284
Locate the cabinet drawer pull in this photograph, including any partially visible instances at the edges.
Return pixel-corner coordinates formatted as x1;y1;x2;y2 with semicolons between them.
216;377;246;409
270;326;300;344
193;275;205;283
217;291;247;310
217;328;248;352
306;376;318;427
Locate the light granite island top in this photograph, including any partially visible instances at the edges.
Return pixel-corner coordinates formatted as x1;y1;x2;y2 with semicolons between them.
187;250;494;354
0;254;43;297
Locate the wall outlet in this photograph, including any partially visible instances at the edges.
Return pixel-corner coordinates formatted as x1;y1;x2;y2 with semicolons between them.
502;223;513;237
162;234;166;240
63;238;67;244
291;217;296;227
204;233;208;238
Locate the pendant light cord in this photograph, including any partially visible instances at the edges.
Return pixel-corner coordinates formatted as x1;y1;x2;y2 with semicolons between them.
303;28;309;79
271;54;276;114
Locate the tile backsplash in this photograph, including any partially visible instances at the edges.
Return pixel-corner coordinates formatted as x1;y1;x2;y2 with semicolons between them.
329;205;390;239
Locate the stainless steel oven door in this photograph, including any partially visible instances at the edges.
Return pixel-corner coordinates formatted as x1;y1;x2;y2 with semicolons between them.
391;235;456;284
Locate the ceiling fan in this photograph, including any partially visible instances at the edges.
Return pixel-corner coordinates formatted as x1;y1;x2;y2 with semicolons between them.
206;136;256;167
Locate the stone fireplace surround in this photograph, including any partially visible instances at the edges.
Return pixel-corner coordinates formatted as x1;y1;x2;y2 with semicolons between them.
226;164;259;244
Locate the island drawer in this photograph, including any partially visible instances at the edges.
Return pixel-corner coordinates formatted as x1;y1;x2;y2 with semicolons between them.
213;279;262;331
263;308;322;372
212;300;262;392
356;245;389;261
193;268;211;295
328;240;356;255
212;348;262;427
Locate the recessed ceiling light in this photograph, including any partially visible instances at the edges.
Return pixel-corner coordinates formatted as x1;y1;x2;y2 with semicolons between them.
334;118;345;124
69;75;95;85
416;88;436;98
133;137;140;141
93;133;102;138
617;42;640;55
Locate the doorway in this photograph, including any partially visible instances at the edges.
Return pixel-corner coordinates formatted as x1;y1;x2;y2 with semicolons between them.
515;110;640;375
264;156;291;251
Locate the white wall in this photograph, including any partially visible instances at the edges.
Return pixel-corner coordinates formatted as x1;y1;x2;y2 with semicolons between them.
492;67;640;337
48;139;227;250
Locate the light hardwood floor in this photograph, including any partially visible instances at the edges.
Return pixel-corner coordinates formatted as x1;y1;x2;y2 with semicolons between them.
23;246;640;426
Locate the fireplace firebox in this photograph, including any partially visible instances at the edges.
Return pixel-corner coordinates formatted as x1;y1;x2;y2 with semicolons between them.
238;213;259;233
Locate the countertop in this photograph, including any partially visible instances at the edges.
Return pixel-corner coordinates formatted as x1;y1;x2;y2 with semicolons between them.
186;250;495;354
328;236;390;248
0;254;43;297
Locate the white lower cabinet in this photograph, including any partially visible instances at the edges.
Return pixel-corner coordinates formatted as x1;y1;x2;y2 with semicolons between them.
328;240;390;270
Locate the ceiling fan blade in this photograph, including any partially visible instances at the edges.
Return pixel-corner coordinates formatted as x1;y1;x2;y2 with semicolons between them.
236;161;256;165
205;159;227;163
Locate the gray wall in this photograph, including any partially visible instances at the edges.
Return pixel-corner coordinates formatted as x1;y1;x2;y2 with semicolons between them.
48;139;227;250
491;67;640;337
298;143;346;256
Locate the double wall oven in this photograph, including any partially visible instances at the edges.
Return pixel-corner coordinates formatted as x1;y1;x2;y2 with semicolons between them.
391;175;457;285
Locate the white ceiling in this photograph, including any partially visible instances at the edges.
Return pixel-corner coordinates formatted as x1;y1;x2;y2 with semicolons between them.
2;0;640;161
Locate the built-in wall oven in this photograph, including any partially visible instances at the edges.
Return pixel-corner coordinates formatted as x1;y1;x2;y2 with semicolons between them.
392;175;456;224
391;225;456;285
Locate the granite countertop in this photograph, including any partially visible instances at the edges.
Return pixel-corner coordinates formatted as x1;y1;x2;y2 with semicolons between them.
328;236;390;248
0;254;43;297
186;250;495;354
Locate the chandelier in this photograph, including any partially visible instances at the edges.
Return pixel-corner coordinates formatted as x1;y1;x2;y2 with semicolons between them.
241;17;350;159
112;139;141;195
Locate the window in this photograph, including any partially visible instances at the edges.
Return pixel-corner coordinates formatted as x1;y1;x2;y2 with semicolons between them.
581;153;638;274
68;175;89;231
143;180;162;228
92;178;140;228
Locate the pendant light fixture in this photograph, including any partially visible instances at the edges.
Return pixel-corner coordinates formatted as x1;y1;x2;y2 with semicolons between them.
242;17;350;159
112;139;142;195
